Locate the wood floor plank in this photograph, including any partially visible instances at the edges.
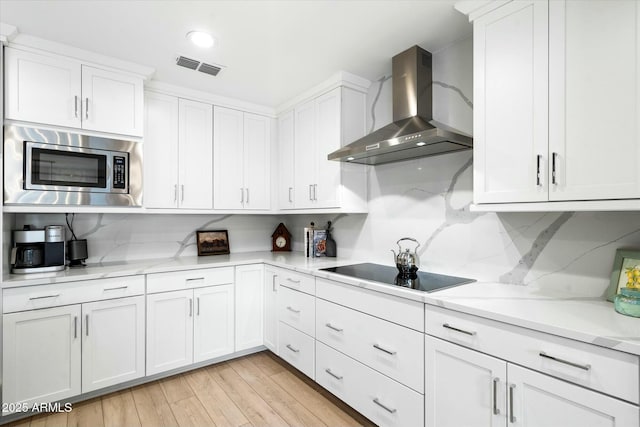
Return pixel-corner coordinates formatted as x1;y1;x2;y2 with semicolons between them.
250;351;287;377
102;390;141;427
160;375;195;404
184;368;249;427
231;356;327;427
270;369;368;427
67;398;104;427
131;381;178;427
2;419;30;427
28;411;67;427
206;361;290;427
169;396;215;427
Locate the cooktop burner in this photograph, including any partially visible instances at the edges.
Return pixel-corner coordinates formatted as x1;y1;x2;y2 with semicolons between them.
320;263;475;292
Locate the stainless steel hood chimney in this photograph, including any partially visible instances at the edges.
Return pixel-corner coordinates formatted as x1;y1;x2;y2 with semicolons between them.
328;45;472;165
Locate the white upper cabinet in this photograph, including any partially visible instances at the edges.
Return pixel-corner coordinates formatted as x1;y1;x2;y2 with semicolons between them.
282;85;367;211
144;92;213;209
5;47;144;137
548;0;640;201
213;106;271;210
473;0;549;204
472;0;640;207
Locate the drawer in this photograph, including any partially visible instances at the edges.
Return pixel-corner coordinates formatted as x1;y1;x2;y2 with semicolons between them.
3;275;145;313
316;278;424;332
316;299;424;393
425;305;640;404
278;286;315;337
316;341;424;427
277;269;315;295
278;322;315;380
147;267;234;293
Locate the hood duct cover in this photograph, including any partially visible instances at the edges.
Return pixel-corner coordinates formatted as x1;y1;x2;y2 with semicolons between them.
328;45;472;165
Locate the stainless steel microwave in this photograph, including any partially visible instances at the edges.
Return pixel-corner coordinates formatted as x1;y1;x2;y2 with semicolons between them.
4;125;142;206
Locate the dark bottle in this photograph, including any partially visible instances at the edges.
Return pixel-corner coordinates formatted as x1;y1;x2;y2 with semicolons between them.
325;221;336;257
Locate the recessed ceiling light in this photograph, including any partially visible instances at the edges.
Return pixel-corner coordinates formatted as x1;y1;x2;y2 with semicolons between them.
347;157;355;161
186;31;215;48
416;142;426;146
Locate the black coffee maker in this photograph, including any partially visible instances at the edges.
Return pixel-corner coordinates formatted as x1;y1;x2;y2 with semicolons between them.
11;225;66;274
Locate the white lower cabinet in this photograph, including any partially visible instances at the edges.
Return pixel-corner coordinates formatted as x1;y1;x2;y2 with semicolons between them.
82;296;145;392
263;266;279;352
278;321;315;379
235;264;264;351
316;341;423;427
193;284;235;362
2;305;82;412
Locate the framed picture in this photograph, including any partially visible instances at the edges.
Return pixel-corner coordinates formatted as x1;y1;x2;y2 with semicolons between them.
607;249;640;301
196;230;230;256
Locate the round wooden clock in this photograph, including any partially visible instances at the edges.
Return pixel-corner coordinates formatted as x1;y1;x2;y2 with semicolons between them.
271;223;292;252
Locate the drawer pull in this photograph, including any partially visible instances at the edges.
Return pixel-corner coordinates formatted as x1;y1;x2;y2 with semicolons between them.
325;323;343;332
286;344;300;353
286;278;301;284
186;277;205;282
539;351;591;371
373;343;397;356
373;398;397;414
442;323;476;336
104;285;128;291
325;368;343;380
508;384;516;423
286;306;301;314
492;378;500;415
29;294;60;300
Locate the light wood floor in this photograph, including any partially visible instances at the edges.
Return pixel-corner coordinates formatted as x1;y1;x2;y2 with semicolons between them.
5;351;375;427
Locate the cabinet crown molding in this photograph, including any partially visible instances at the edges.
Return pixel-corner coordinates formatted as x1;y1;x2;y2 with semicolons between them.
0;22;18;45
454;0;512;21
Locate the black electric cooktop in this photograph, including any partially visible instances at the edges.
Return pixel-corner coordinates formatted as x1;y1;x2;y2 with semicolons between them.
320;263;475;292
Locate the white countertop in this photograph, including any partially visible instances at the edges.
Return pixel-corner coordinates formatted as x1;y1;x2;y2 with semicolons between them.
4;251;639;356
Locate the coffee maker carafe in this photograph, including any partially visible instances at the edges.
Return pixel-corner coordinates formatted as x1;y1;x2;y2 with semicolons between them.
11;225;66;274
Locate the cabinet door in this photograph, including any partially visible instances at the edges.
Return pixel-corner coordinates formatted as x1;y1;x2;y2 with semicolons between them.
235;264;264;351
294;99;316;209
549;0;640;200
314;88;342;208
81;65;144;137
179;99;213;209
193;284;235;362
263;267;279;353
509;364;639;427
213;106;245;209
278;110;296;209
2;305;81;412
146;290;193;375
5;48;82;129
473;0;549;203
82;296;145;393
144;91;179;208
425;335;506;427
243;113;271;210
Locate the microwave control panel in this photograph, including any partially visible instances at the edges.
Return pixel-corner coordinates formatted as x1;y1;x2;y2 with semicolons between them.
113;156;126;189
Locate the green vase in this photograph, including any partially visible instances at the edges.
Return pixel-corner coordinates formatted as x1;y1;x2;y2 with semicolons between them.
614;288;640;317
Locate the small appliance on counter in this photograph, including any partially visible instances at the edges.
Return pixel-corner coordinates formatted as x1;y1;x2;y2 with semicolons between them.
11;225;66;274
66;213;88;267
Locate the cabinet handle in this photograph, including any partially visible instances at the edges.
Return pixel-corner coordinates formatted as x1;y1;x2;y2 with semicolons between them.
240;188;244;204
246;188;249;204
442;323;476;336
288;187;293;203
373;397;397;414
74;316;78;339
325;323;343;332
85;314;89;337
313;184;318;201
186;277;205;282
325;368;343;380
189;298;193;317
508;384;516;423
74;95;79;118
539;351;591;371
181;185;185;203
29;294;60;300
536;154;542;186
85;98;89;120
493;378;500;415
272;275;277;292
551;152;558;185
174;184;178;203
373;343;397;355
286;344;299;353
309;184;313;201
103;285;128;291
286;278;301;284
286;306;301;314
197;297;200;316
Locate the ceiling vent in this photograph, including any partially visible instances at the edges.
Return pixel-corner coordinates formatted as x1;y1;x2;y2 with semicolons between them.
176;56;224;76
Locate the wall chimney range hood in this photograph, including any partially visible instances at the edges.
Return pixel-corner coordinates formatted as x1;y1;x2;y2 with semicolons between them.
328;45;472;166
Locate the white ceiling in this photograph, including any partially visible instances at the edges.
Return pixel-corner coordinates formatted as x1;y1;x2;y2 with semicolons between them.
0;0;471;108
